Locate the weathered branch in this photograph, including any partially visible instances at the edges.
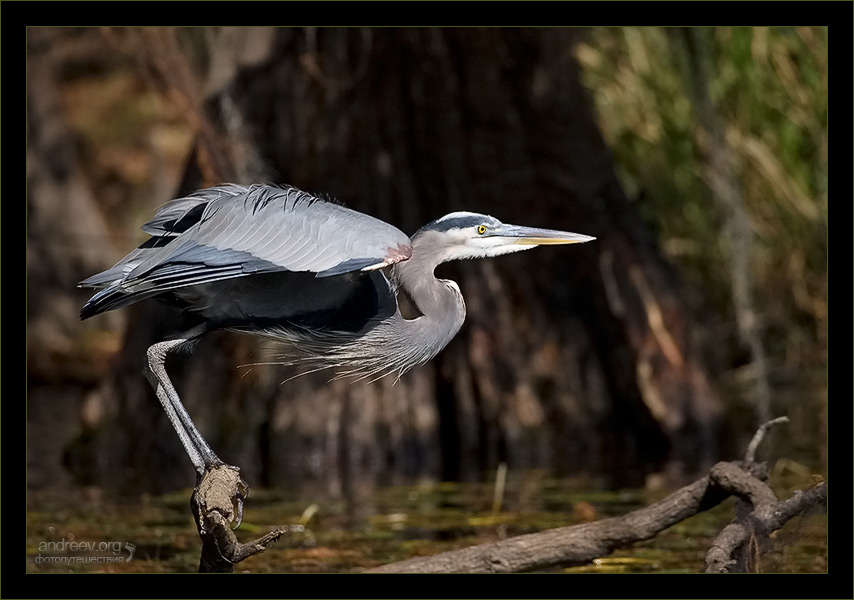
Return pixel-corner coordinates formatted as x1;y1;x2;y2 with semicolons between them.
181;416;823;574
364;461;755;573
700;415;825;573
744;415;788;462
365;418;825;574
703;462;827;573
191;465;287;573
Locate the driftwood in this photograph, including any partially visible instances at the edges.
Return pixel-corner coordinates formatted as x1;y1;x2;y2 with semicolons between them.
703;462;827;573
189;417;825;573
367;417;825;573
366;459;825;574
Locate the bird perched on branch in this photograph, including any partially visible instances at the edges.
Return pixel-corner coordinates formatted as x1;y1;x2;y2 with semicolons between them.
80;183;595;477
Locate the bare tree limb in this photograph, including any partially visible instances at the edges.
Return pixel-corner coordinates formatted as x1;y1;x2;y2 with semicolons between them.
365;462;751;573
181;418;824;573
744;415;789;462
365;419;825;574
700;415;818;573
191;465;287;573
703;462;827;573
180;412;822;574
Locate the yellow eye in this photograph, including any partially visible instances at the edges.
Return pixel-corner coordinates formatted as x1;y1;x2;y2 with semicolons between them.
477;225;486;235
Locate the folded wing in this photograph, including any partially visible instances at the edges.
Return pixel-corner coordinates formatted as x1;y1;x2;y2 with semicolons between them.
79;184;412;320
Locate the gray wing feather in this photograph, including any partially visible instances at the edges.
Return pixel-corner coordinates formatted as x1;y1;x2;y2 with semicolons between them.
80;184;413;317
128;184;411;281
141;197;208;236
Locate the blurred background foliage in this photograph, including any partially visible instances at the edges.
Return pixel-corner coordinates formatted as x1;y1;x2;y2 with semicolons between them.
576;27;826;445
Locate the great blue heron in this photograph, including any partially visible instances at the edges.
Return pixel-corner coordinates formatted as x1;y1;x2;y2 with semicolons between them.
80;183;595;477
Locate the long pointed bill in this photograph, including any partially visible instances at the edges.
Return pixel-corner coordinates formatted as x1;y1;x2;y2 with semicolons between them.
500;225;596;246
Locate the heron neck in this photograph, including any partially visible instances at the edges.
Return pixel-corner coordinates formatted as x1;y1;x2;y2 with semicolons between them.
391;246;467;345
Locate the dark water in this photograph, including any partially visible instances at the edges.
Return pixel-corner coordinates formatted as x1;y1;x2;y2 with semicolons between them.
26;466;826;574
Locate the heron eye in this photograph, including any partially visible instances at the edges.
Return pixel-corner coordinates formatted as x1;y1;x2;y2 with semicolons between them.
477;225;487;235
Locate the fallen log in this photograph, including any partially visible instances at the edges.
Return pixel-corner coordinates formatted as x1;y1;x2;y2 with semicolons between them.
364;418;825;573
187;417;825;573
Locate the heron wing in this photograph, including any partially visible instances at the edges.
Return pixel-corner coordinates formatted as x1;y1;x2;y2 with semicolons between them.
130;184;412;277
79;184;412;318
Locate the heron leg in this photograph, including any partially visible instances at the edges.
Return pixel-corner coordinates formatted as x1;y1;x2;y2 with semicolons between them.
144;338;224;474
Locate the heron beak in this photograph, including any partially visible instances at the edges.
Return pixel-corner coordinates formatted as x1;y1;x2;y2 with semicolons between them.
501;225;596;246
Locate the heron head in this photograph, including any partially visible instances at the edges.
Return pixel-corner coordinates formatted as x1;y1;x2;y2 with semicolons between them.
413;211;596;262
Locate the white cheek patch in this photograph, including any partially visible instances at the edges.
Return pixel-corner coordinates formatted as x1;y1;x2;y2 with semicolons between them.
460;235;535;259
481;240;532;257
